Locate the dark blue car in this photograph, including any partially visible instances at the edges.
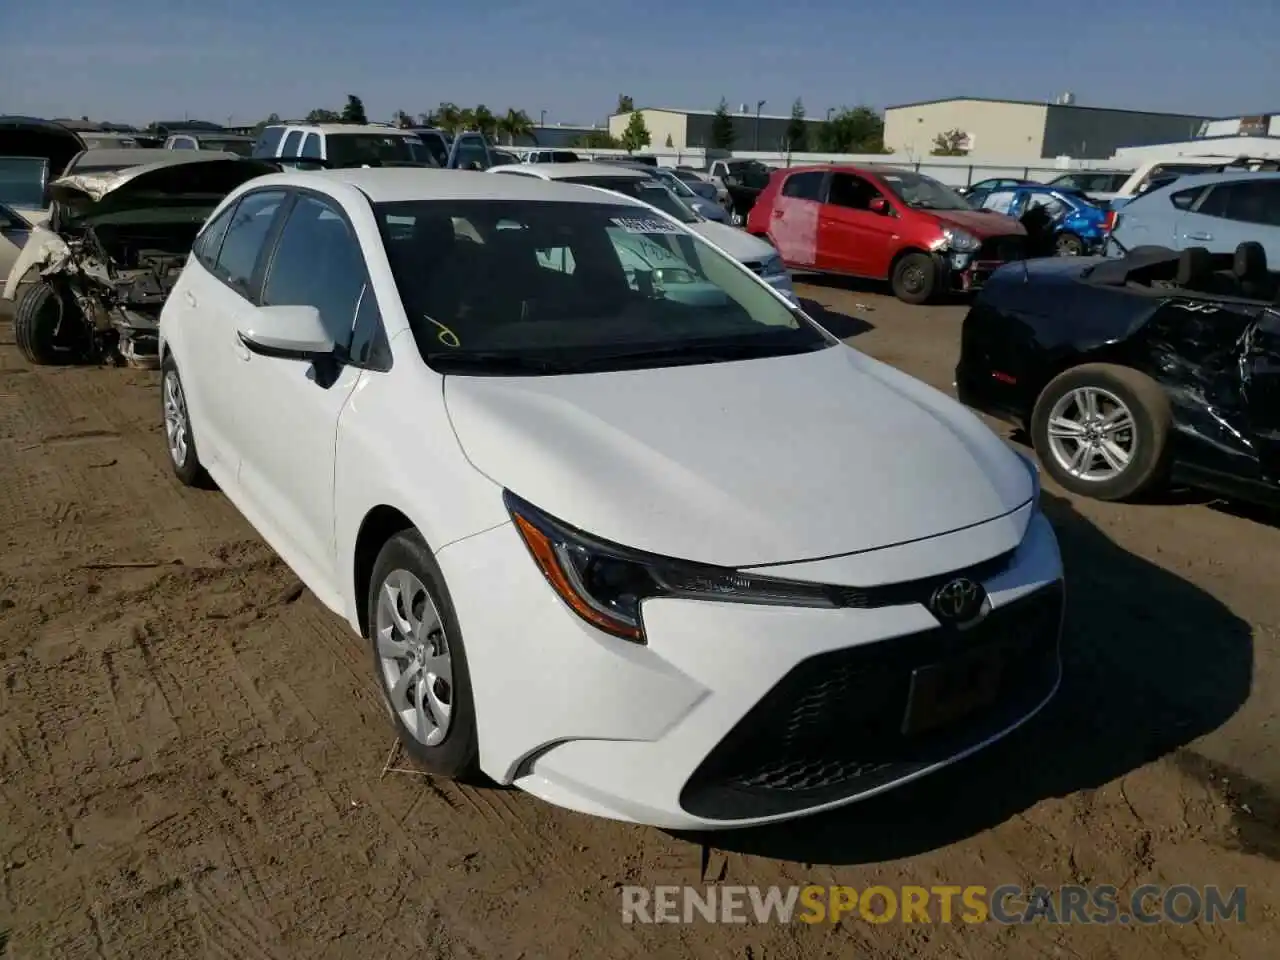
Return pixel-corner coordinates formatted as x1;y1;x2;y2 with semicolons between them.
967;184;1109;255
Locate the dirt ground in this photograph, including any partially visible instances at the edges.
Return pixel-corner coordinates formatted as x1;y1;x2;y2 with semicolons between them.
1;278;1278;959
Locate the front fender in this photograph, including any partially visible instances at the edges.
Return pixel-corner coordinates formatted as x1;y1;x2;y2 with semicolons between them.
2;224;69;300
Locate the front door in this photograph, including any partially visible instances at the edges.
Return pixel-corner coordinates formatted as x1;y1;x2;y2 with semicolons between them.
768;170;823;268
229;192;375;584
1174;179;1280;263
817;172;897;278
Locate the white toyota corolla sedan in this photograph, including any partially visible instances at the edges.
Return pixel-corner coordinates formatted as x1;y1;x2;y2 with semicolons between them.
158;167;1064;830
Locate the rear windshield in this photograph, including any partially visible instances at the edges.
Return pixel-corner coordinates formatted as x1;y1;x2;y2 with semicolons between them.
325;133;433;167
198;138;254;157
562;176;699;223
0;156;49;208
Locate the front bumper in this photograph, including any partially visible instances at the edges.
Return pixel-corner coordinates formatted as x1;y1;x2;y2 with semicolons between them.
437;506;1063;830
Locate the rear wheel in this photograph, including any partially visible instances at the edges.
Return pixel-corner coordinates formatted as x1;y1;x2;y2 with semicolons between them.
13;281;87;365
1055;232;1085;256
1031;364;1172;501
160;356;209;487
891;252;937;304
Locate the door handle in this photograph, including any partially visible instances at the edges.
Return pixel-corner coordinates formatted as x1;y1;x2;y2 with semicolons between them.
1185;232;1213;242
184;290;197;308
233;332;250;361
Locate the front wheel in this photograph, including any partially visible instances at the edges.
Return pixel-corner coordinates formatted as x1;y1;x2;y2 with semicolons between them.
368;530;480;779
891;252;937;304
1031;364;1172;501
13;281;88;365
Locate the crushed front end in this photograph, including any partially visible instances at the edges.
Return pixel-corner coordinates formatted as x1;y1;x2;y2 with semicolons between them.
942;235;1029;293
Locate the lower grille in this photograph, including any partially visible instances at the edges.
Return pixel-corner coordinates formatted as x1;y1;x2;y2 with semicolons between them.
977;235;1027;262
679;582;1064;820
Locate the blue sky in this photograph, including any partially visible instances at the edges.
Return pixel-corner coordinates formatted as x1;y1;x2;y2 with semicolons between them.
2;0;1277;127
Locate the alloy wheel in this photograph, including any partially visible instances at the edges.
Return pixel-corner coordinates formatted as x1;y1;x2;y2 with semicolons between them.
162;371;189;467
1045;386;1136;482
375;569;454;747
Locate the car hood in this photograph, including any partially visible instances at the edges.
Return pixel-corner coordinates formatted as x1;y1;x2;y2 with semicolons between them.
689;219;775;263
0;116;86;177
50;154;279;207
444;343;1034;567
929;208;1026;238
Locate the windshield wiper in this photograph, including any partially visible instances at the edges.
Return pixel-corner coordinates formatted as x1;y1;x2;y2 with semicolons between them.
570;338;826;371
429;352;573;375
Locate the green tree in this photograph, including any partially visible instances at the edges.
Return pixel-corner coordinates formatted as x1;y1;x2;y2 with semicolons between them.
616;94;634;114
619;111;651;152
471;104;497;139
253;112;282;135
417;110;438;127
931;128;970;156
817;106;886;153
435;103;462;135
572;130;619;148
710;98;735;149
305;108;341;124
497;108;534;145
786;98;807;151
341;95;367;124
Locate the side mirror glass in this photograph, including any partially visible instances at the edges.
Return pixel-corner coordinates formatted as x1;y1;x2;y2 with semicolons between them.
237;304;335;362
869;196;889;214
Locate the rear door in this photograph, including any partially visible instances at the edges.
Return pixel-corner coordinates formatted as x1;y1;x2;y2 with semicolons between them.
818;172;898;278
767;170;823;268
1175;179;1280;262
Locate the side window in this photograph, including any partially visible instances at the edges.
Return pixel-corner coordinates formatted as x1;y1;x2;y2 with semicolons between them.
1195;183;1241;220
349;283;390;367
281;130;303;158
1026;193;1067;219
982;190;1016;215
781;171;823;200
300;134;321;159
253;126;285;158
1200;181;1280;226
192;201;239;269
260;195;373;353
212;191;287;295
172;138;195;150
1170;186;1204;211
827;173;881;211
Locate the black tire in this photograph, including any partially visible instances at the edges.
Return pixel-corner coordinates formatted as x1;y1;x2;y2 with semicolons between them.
367;530;480;780
13;281;87;365
1055;232;1085;257
160;356;209;487
1031;363;1172;502
891;252;938;304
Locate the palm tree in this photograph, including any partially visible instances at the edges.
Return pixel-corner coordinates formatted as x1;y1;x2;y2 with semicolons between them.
435;102;462;136
456;107;476;133
471;104;497;140
497;108;535;145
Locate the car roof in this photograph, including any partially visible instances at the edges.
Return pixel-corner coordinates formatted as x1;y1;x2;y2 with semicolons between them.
1138;169;1280;191
263;167;652;205
270;124;419;136
785;163;913;178
488;161;649;181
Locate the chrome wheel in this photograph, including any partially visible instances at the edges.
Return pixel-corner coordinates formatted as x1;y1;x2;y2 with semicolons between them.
162;371;189;467
375;569;453;747
1045;386;1136;482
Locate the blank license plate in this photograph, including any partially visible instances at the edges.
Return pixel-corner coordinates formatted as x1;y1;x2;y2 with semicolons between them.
902;651;1004;735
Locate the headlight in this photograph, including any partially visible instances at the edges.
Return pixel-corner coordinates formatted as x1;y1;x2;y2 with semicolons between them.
506;492;834;643
756;253;786;276
941;227;981;252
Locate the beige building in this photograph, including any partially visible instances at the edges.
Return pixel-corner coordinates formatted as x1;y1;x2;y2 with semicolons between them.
608;107;826;151
883;97;1209;161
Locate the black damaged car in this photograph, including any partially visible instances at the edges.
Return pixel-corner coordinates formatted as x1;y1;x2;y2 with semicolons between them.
956;243;1280;506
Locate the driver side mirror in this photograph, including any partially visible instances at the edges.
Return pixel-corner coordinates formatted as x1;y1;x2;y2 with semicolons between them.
869;196;890;215
237;304;336;362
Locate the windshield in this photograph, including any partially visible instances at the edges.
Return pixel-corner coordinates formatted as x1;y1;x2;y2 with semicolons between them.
199;138;253;157
375;199;826;375
878;171;972;211
725;160;771;189
561;176;699;223
325;133;432;167
411;132;450;167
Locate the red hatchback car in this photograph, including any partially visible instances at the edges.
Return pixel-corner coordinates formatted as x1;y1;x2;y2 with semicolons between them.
747;165;1029;304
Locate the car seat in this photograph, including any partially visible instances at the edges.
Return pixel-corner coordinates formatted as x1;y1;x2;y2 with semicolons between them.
1232;241;1273;300
1174;246;1213;292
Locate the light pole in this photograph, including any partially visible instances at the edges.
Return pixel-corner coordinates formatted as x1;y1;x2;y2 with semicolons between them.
754;99;766;150
540;109;546;128
826;107;835;121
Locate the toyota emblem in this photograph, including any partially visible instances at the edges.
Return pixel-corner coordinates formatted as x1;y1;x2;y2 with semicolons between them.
929;577;987;625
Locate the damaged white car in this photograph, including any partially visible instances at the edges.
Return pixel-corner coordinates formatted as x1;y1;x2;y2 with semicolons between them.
3;153;278;366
